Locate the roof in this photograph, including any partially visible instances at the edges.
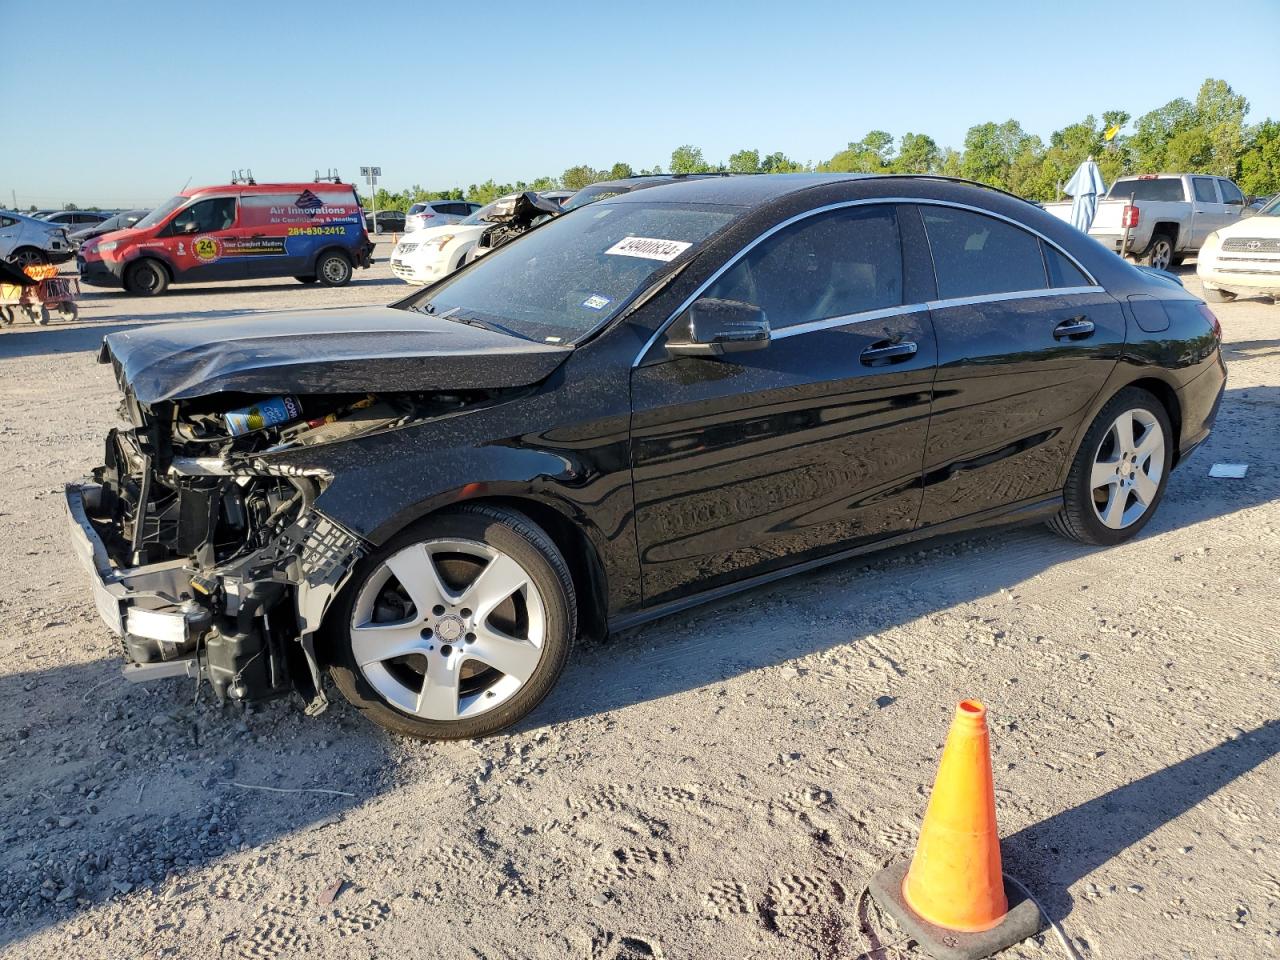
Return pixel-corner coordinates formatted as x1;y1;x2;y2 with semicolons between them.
600;173;873;205
181;182;356;197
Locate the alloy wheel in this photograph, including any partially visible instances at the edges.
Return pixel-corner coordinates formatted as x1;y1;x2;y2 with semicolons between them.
1150;239;1172;271
1090;408;1165;529
349;538;547;721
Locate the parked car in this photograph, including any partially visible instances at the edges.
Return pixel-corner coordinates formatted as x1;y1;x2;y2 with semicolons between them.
365;210;407;234
1245;193;1276;215
391;192;563;285
0;210;76;266
68;208;150;245
540;190;575;208
1197;193;1280;302
469;191;564;261
1043;173;1248;270
66;174;1225;740
40;210;112;232
405;200;482;233
78;181;373;295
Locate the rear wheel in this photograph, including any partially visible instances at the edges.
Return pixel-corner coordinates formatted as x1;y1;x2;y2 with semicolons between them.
1201;286;1236;303
316;250;352;287
1138;233;1175;271
328;505;576;740
8;248;47;269
1048;388;1172;546
124;259;169;296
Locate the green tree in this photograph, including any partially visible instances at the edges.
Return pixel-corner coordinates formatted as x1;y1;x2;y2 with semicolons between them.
607;162;635;180
729;148;762;174
959;120;1042;193
1129;98;1196;171
821;130;894;173
761;151;806;173
892;132;940;173
1239;119;1280;195
561;165;605;191
670;145;711;174
1194;78;1249;177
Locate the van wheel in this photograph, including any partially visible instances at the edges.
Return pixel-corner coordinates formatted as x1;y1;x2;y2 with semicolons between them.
124;259;169;296
316;251;352;287
1139;234;1175;271
327;504;577;740
1201;286;1236;303
294;275;317;284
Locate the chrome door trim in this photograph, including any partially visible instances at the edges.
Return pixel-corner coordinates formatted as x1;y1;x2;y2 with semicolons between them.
632;197;1102;367
770;303;930;340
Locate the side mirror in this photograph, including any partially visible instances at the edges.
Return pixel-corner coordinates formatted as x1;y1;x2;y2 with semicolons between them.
667;298;770;357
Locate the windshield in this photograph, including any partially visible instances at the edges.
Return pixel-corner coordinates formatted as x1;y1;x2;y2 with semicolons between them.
402;201;742;343
1107;178;1185;202
132;195;186;230
1258;195;1280;216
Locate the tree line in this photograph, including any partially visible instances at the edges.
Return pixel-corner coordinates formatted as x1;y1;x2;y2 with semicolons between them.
370;77;1279;211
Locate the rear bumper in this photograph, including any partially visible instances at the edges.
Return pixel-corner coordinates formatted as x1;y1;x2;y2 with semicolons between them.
1173;354;1227;465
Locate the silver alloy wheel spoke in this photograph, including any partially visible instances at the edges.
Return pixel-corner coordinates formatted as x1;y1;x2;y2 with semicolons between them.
416;651;462;718
460;553;530;624
1090;408;1165;530
350;621;429;668
466;624;542;683
384;543;456;614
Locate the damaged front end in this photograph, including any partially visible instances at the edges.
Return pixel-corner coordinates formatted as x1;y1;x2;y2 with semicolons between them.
67;386;484;710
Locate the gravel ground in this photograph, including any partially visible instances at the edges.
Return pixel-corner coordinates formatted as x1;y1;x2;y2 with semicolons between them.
0;251;1276;960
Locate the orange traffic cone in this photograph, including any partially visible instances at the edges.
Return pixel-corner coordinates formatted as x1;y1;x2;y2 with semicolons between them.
869;699;1041;960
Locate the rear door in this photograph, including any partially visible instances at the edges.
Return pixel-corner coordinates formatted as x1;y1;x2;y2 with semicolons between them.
630;203;938;605
916;204;1127;526
236;191;304;280
1190;177;1227;246
1217;179;1248;231
0;214;21;258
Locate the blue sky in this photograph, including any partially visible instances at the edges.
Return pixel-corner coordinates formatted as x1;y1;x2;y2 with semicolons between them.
2;0;1278;208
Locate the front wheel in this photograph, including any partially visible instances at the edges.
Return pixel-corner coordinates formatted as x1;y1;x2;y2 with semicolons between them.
327;505;577;740
1048;388;1172;546
124;259;169;296
315;251;352;287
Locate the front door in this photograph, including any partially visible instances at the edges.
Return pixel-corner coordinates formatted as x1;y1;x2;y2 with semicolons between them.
914;203;1127;526
630;203;937;606
161;196;245;283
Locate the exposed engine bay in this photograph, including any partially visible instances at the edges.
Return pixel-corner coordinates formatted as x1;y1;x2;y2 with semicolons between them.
473;191;563;259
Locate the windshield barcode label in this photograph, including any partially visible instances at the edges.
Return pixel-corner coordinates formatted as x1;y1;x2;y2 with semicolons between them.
604;236;692;261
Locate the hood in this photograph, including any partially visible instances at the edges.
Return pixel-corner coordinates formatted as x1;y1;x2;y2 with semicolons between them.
1217;214;1280;239
100;305;573;404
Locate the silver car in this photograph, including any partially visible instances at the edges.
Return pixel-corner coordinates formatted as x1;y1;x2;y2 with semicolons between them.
405;200;481;233
0;210;75;267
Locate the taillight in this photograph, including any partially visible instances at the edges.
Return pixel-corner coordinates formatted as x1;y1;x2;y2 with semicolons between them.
1122;205;1139;229
1197;303;1222;340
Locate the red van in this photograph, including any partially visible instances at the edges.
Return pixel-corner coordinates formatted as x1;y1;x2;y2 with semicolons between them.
78;181;373;295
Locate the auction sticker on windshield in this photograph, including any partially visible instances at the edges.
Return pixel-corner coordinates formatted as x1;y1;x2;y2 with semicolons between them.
605;236;692;261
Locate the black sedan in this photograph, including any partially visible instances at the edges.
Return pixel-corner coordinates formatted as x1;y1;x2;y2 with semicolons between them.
68;174;1225;739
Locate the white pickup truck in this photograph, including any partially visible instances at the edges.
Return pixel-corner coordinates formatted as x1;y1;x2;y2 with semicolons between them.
1043;173;1249;271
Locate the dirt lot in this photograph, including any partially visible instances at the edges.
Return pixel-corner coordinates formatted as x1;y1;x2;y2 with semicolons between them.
1;250;1276;960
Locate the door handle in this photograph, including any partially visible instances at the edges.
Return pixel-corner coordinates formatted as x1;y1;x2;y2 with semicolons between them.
860;340;918;365
1053;317;1095;340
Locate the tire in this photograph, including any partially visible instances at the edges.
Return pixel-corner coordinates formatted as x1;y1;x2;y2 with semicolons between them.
0;306;14;327
57;302;79;322
294;275;317;284
1201;286;1236;303
1138;233;1175;271
315;250;352;287
327;504;577;740
124;259;169;296
8;248;47;269
1047;387;1173;546
31;304;50;326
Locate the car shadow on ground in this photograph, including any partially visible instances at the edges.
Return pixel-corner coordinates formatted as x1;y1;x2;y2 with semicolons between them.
2;388;1274;945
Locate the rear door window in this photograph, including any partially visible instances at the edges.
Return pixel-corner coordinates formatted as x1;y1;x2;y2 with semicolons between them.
1193;178;1220;203
921;207;1048;298
703;205;904;329
1219;180;1245;205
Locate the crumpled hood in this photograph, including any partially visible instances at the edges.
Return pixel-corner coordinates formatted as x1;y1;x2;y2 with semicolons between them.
100;306;572;404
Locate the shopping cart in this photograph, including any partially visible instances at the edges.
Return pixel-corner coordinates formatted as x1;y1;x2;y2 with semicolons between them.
0;261;81;326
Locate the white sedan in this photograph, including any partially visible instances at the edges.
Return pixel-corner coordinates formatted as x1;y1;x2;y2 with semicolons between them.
1197;195;1280;302
389;200;504;285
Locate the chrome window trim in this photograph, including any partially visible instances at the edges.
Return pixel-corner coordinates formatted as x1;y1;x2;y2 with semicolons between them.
771;303;930;339
632;196;1101;366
